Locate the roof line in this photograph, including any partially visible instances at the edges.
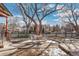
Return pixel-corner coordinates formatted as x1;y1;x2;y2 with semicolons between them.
1;3;13;16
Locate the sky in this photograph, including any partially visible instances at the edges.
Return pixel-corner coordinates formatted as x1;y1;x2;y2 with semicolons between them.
0;3;62;26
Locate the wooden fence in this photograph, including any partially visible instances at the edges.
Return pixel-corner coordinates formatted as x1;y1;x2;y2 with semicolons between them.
44;32;79;38
0;31;79;38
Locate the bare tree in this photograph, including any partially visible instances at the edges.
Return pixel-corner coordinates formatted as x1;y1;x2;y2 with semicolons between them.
17;4;32;34
59;4;79;34
17;3;63;35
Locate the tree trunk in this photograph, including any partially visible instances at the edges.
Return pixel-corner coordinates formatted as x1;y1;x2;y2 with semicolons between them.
35;24;40;35
26;27;30;34
35;22;42;35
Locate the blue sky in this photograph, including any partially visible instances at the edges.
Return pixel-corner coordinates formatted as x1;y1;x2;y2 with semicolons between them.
4;3;21;16
0;3;60;26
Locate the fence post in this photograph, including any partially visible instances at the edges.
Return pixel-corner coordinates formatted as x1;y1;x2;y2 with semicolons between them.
18;31;19;38
65;32;67;38
71;32;73;38
55;32;57;37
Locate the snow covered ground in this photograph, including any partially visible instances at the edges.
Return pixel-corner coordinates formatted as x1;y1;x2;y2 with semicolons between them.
0;37;79;56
